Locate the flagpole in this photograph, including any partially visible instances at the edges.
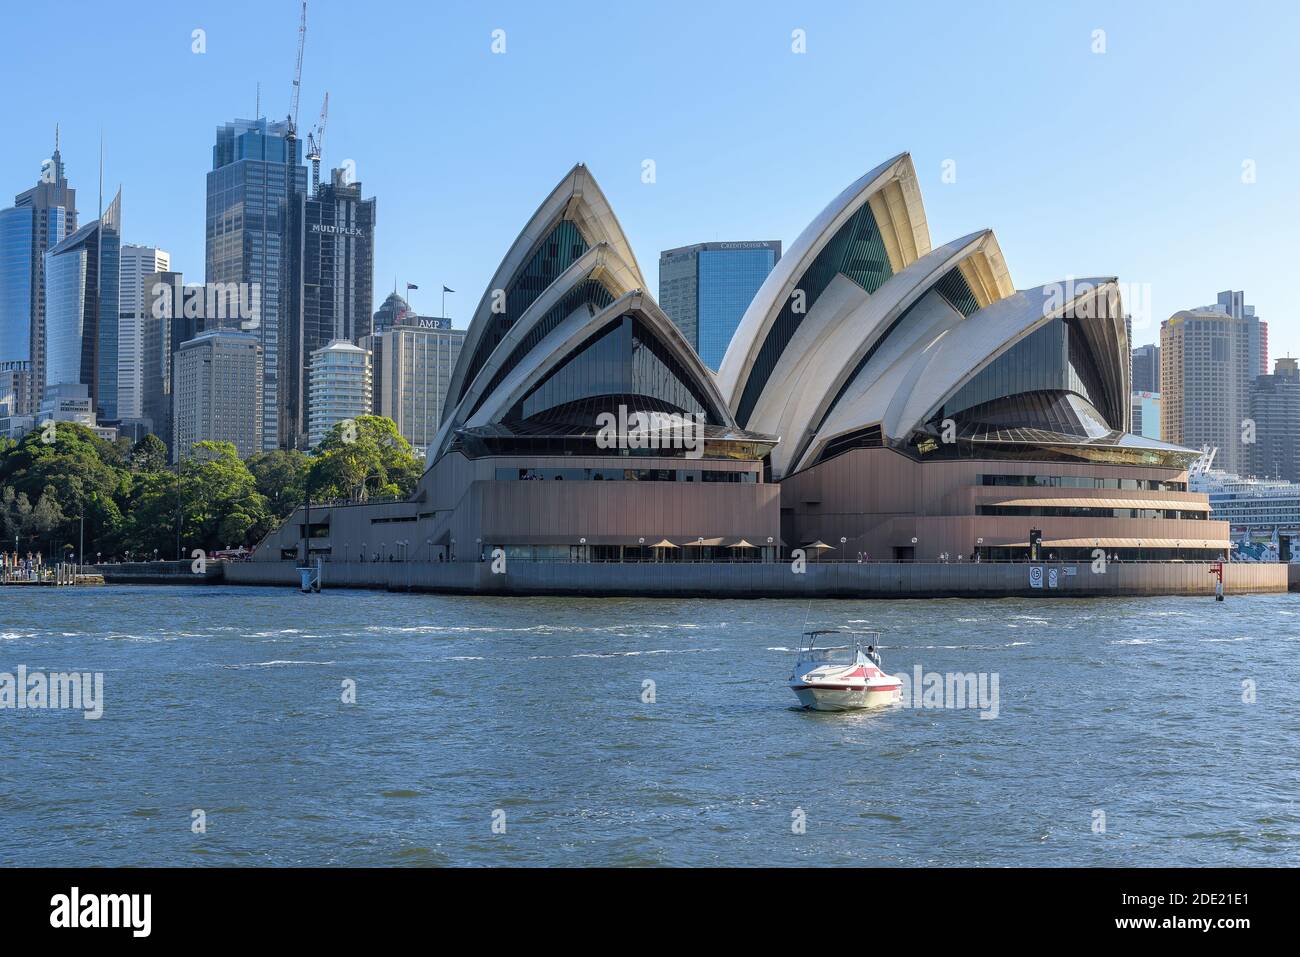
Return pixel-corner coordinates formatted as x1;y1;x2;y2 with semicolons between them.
404;282;420;322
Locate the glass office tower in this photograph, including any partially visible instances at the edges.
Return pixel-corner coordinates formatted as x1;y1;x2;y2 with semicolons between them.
658;241;780;370
0;139;77;408
141;270;200;456
206;118;308;450
42;190;120;421
1131;342;1159;393
96;195;121;419
0;208;33;363
289;167;376;449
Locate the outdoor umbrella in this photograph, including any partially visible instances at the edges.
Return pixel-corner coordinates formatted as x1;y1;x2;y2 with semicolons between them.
803;540;836;561
728;539;758;561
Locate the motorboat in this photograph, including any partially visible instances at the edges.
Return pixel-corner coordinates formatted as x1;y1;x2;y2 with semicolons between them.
789;629;902;712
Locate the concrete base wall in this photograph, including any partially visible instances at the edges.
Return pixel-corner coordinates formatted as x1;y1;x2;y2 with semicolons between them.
96;561;225;585
221;559;1288;598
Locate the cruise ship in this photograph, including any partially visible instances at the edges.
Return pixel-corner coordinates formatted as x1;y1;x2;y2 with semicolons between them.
1189;449;1300;560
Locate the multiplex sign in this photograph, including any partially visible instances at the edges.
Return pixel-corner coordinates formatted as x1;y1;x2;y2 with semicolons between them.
310;224;363;236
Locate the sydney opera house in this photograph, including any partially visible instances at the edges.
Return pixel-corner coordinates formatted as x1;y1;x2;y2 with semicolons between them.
256;154;1227;566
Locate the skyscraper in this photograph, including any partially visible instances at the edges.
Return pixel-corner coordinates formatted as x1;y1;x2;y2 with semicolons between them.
1161;307;1256;473
362;305;464;454
1249;357;1300;481
1131;343;1160;393
0;133;78;409
658;241;780;369
141;270;201;456
0;208;34;364
307;339;371;447
117;243;170;421
1213;290;1266;375
286;167;375;448
43;189;120;421
206;117;308;451
172;329;263;461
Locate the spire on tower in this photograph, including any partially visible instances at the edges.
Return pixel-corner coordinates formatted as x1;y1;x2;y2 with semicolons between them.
50;123;64;181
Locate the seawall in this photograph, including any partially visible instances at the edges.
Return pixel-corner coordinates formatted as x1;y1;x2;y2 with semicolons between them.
95;560;225;585
210;560;1289;598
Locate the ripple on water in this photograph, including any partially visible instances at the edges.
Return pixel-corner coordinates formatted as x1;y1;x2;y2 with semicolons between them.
1;586;1295;867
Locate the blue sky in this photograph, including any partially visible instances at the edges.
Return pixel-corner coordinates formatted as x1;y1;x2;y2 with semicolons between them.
3;0;1296;355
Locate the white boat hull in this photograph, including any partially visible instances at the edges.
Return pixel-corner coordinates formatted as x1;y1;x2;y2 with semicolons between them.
791;683;901;712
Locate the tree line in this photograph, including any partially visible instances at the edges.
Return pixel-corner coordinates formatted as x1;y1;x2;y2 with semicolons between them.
0;415;423;562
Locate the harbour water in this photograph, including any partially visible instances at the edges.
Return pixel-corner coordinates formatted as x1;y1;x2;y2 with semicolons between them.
1;585;1296;866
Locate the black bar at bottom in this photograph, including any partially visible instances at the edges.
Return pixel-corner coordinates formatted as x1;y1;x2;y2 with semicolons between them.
0;866;1277;943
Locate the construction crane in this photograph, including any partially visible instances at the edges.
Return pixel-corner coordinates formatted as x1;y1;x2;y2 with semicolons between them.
307;92;329;191
287;1;307;138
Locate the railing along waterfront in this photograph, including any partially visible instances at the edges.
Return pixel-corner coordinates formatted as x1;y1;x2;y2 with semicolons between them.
292;556;1255;566
0;563;91;585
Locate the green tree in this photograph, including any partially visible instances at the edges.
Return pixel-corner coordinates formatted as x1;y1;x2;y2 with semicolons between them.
1;487;33;549
0;483;67;557
0;419;394;560
127;433;169;473
177;441;272;553
248;448;311;518
30;485;67;554
307;415;421;502
112;470;181;559
0;423;126;558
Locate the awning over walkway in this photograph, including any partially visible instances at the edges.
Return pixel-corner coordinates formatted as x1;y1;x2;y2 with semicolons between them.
990;498;1209;511
1004;537;1227;549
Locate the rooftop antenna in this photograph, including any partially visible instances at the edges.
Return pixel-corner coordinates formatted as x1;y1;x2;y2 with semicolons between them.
51;123;63;181
255;82;261;120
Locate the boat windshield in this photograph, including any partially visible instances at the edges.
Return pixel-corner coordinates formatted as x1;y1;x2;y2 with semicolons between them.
797;629;881;663
796;645;857;665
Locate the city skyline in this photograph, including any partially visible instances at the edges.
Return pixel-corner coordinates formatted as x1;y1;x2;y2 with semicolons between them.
1;3;1298;895
1;0;1295;356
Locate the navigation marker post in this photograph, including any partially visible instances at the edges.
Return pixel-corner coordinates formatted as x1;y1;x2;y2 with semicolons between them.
298;487;322;593
1209;561;1224;602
